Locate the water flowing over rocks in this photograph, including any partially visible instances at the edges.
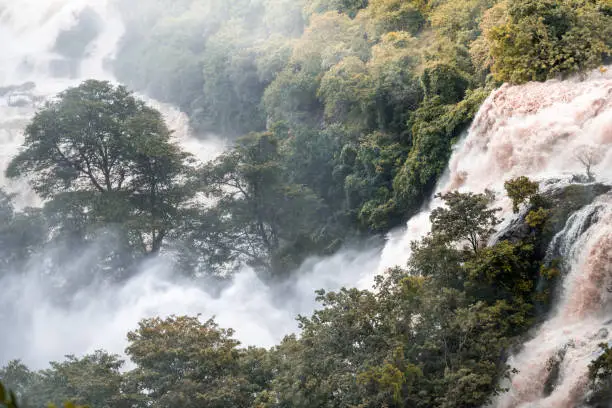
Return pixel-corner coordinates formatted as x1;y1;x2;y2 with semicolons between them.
1;4;612;404
377;64;612;407
495;182;611;255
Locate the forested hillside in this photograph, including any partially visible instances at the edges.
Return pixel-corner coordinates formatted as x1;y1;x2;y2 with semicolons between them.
111;0;612;274
1;0;612;407
3;181;612;407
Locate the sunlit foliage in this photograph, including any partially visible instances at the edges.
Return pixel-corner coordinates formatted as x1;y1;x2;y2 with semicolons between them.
486;0;612;83
1;184;567;408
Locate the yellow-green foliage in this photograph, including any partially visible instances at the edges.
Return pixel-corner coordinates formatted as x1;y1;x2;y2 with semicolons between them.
526;207;550;228
504;176;539;213
430;0;497;44
318;56;372;124
469;1;509;74
486;0;612;83
357;359;422;405
365;0;424;37
291;12;369;72
304;0;368;19
540;264;560;280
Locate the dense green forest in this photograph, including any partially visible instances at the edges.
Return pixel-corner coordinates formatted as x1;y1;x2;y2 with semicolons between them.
113;0;612;242
3;0;610;279
115;0;612;276
1;0;612;406
3;180;612;407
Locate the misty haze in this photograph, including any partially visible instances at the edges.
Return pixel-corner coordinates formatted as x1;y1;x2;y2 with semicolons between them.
0;1;611;407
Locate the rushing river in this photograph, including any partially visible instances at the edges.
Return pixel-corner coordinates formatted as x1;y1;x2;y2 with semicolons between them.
2;2;612;406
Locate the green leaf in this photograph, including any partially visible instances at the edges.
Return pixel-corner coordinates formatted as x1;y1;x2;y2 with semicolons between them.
8;391;17;407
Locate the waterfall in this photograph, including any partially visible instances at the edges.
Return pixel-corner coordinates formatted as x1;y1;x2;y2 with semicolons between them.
378;68;612;274
493;195;612;408
2;4;612;403
376;67;612;406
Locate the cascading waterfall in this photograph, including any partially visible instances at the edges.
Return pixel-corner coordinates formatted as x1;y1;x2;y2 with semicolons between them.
379;68;612;274
378;67;612;406
2;3;612;405
495;195;612;408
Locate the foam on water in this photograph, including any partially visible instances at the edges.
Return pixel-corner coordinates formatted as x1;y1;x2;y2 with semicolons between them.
378;67;612;407
2;4;612;405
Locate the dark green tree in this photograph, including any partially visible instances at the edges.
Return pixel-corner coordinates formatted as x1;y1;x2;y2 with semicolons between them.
31;351;125;408
430;191;502;253
1;352;126;408
125;315;262;408
190;132;327;277
6;80;196;257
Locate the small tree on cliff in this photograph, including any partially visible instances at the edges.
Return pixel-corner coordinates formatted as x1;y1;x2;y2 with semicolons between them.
430;191;502;254
575;145;604;182
504;176;539;213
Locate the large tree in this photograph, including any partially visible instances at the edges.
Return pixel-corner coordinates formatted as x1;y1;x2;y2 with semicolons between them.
6;80;195;256
124;316;264;408
187;131;326;277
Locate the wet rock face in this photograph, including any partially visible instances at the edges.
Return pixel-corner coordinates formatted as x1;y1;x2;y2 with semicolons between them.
495;210;532;245
542;183;612;261
544;183;611;227
544;342;574;397
496;182;611;258
53;7;102;60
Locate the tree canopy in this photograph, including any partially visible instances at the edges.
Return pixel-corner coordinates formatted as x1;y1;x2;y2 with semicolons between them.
0;182;569;408
486;0;612;83
107;0;611;240
2;0;610;406
6;80;196;259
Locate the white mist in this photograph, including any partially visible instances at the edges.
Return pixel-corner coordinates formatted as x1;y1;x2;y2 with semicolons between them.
1;3;612;407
